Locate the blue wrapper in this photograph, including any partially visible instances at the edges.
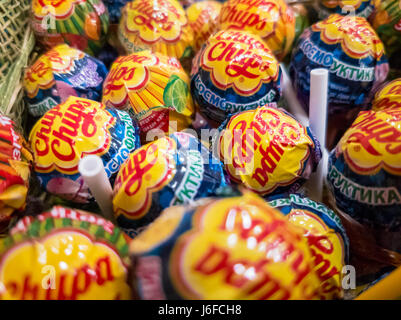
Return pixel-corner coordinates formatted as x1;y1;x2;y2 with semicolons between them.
23;44;108;117
289;14;389;116
103;0;129;24
113;132;227;236
190;29;282;126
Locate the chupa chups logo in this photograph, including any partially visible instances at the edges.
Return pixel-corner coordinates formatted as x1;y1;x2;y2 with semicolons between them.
169;194;322;299
33;0;82;20
372;79;401;111
124;0;188;44
0;229;131;300
312;14;385;60
29;97;115;174
286;209;345;299
339;109;401;176
322;0;367;9
102;52;157;108
219;0;281;39
24;45;84;98
113;137;176;220
201;30;279;96
219;107;313;194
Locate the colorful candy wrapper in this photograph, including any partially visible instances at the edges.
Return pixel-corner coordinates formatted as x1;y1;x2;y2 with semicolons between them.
118;0;194;67
327;104;401;265
290;14;389;116
218;0;295;61
23;44;108;118
191;29;282;126
314;0;379;19
102;50;194;142
0;206;132;300
179;0;225;9
113;132;226;237
372;0;401;71
29;96;140;203
187;1;222;52
103;0;129;24
267;193;349;299
0;116;32;227
372;78;401;111
30;0;110;56
217;106;321;196
130;190;325;299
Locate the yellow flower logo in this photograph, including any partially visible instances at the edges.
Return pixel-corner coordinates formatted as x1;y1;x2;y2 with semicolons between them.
32;0;81;20
372;79;401;112
313;14;385;60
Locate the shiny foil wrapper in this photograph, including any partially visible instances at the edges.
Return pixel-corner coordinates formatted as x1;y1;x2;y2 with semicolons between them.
29;96;140;203
0;206;132;300
314;0;379;20
24;44;108;117
112;132;226;237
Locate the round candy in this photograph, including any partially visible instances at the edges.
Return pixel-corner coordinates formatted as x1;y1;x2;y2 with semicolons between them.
0;206;132;300
118;0;194;65
191;29;282;126
218;0;295;61
30;0;109;56
29;96;140;203
372;78;401;111
112;132;226;237
290;14;389;116
217;106;321;196
130;191;324;299
327;106;401;255
315;0;379;19
372;0;401;70
0;116;32;226
187;1;222;52
267;193;349;299
102;50;194;142
23;44;108;118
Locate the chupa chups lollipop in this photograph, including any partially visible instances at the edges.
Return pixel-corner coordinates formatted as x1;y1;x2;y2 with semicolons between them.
372;0;401;71
327;104;401;265
217;105;321;196
30;0;109;56
267;193;349;299
102;50;194;142
118;0;194;67
315;0;379;19
129;191;325;299
218;0;295;61
29;96;140;203
0;206;132;300
191;29;282;126
0;116;32;228
187;1;222;52
372;78;401;111
23;44;108;118
112;132;226;237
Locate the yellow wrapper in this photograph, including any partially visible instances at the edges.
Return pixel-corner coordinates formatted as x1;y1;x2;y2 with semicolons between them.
218;0;296;61
372;78;401;112
187;1;222;52
118;0;194;62
130;191;324;299
102;50;194;140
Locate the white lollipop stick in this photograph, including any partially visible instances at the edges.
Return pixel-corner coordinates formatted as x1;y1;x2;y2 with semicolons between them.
308;68;329;202
280;63;309;127
79;155;115;222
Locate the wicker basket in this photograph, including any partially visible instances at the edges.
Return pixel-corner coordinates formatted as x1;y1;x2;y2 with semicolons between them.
0;0;35;132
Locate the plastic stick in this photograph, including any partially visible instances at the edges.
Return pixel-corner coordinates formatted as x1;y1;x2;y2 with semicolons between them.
78;155;115;222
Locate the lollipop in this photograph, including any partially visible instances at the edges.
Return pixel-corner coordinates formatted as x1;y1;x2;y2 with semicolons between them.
23;44;108;117
187;1;222;52
0;206;132;300
112;132;226;237
191;29;282;126
30;0;109;56
315;0;379;19
29;96;140;203
372;78;401;111
118;0;194;66
290;14;389;116
0;116;32;227
217;106;321;196
102;50;194;142
268;193;349;299
218;0;295;61
130;191;324;299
